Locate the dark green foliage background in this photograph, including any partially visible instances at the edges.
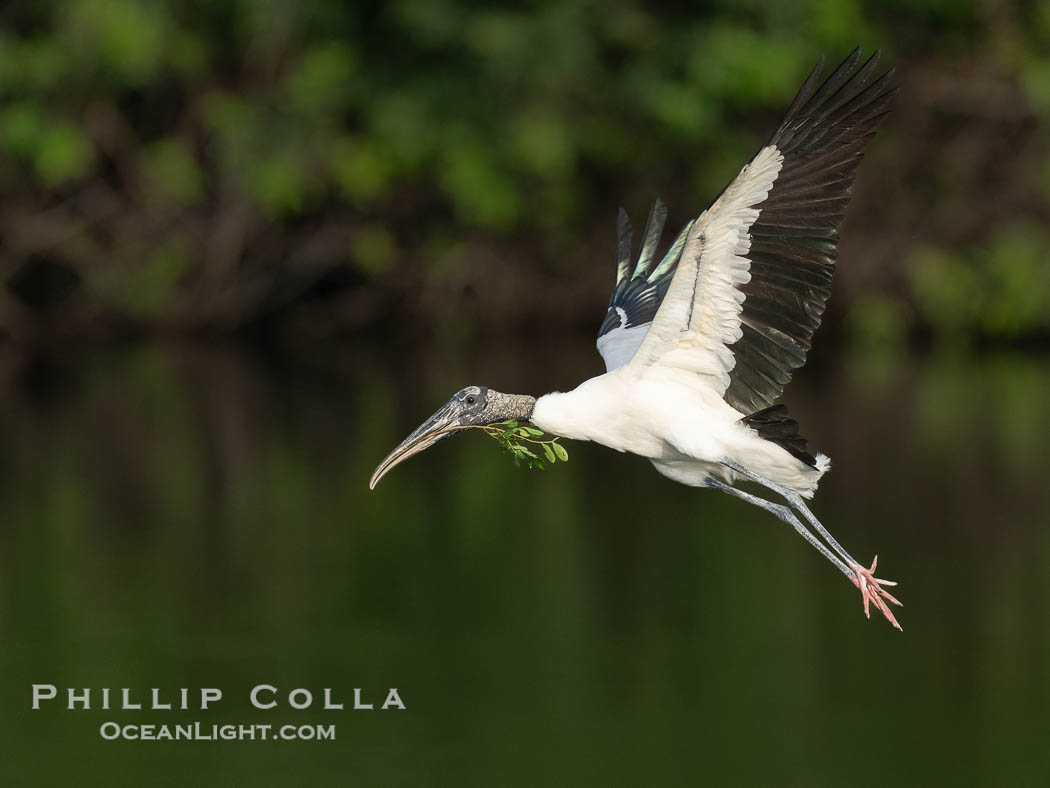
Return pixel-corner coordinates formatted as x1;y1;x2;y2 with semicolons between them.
1;0;1049;345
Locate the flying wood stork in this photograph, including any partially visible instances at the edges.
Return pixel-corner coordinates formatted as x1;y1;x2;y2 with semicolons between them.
370;48;902;629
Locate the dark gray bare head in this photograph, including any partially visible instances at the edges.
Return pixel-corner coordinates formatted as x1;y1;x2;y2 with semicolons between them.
369;386;536;489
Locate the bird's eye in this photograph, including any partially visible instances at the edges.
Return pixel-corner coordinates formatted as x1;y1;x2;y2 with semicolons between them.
466;396;476;405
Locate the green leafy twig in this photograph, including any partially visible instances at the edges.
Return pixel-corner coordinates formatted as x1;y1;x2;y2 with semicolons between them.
471;419;568;470
423;420;568;470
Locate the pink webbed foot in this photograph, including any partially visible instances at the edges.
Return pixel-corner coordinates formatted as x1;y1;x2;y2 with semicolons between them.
850;555;903;631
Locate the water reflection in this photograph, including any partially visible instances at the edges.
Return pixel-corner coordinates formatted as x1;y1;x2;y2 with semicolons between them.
0;344;1047;786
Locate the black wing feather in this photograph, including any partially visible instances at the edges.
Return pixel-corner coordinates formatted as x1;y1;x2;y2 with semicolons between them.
724;48;895;413
615;207;632;285
598;197;691;339
742;404;817;466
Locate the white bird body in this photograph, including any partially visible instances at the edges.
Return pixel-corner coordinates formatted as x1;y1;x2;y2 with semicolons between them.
532;367;829;497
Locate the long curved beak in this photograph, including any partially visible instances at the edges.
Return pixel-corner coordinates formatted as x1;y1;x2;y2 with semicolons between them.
369;401;463;490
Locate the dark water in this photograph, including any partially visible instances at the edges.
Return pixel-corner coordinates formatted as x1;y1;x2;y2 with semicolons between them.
0;342;1047;786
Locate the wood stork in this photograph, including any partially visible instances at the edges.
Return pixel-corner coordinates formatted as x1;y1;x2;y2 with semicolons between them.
370;48;902;629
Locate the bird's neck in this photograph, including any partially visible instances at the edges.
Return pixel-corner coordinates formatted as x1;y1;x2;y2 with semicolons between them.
488;391;536;422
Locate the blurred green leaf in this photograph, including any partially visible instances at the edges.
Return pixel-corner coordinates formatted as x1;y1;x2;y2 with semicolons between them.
981;224;1050;337
510;110;574;178
0;37;67;92
687;25;807;107
909;224;1050;343
67;0;170;86
168;30;209;76
202;92;260;153
440;142;520;230
846;294;910;351
910;245;981;341
285;42;359;115
0;102;45;158
1021;59;1050;118
351;224;396;276
332;137;394;203
250;150;313;217
142;138;204;206
124;241;191;317
392;0;461;45
35;122;95;185
467;11;531;59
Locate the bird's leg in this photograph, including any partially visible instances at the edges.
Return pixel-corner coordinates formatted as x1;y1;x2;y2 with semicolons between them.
717;461;903;630
721;459;857;565
704;478;854;580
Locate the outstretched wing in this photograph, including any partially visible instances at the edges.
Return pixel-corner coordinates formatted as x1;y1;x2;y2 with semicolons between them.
596;200;693;371
620;48;895;412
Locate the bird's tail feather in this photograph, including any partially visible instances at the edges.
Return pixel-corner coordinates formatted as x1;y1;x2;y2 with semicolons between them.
741;404;818;467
